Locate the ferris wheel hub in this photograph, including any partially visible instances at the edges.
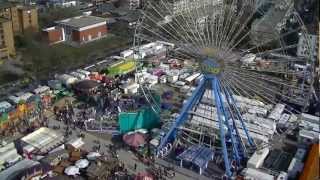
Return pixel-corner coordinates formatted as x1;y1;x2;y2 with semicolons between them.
200;58;223;76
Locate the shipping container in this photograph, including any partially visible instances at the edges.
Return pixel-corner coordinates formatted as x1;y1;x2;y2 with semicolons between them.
300;113;319;124
247;147;270;168
33;86;50;95
120;49;134;58
185;73;201;84
242;168;275;180
57;74;78;87
48;80;62;90
76;69;91;77
294;148;306;161
268;104;285;121
0;101;12;113
70;72;86;80
288;158;304;178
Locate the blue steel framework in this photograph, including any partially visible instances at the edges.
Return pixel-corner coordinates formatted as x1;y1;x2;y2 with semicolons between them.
157;60;256;177
134;0;314;178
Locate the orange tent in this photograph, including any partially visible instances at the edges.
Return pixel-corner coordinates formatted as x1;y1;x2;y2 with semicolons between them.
299;144;320;180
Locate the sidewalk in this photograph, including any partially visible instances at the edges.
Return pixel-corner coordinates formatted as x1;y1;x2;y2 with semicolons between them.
45;110;221;180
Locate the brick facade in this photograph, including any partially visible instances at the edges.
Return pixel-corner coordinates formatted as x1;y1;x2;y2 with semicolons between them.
43;27;63;45
72;25;107;43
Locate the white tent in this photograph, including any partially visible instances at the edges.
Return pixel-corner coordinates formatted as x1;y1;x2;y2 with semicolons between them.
64;166;80;176
135;129;148;134
75;159;90;169
86;152;101;160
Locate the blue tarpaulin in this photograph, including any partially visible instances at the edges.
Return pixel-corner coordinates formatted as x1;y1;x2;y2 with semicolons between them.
177;145;214;172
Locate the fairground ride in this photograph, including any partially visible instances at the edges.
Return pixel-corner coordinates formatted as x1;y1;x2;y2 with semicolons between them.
133;0;316;178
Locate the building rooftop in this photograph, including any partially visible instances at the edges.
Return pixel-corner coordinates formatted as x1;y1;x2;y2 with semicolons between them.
56;15;106;29
21;127;64;154
0;159;40;180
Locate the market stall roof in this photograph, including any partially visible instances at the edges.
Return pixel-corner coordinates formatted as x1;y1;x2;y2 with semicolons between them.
73;80;100;91
67;137;84;149
177;145;214;170
64;166;80;176
0;159;40;180
123;132;146;148
75;159;90;169
21;127;64;154
87;152;101;160
135;172;154;180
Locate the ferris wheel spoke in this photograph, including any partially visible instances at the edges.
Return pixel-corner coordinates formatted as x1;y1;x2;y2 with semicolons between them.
221;76;280;136
221;73;260;100
215;3;231;50
234;26;303;58
143;3;204;53
203;1;221;47
225;71;280;103
169;49;200;60
158;0;207;50
169;0;209;49
203;2;219;48
140;12;202;55
219;1;255;51
184;2;216;49
228;68;310;95
227;65;309;88
218;0;248;50
220;2;266;56
139;23;201;55
225;61;304;77
223;16;298;59
188;0;210;47
227;69;306;108
255;44;299;56
229;67;312;99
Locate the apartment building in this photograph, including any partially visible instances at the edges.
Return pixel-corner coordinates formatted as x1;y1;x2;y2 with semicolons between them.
17;6;39;33
0;3;38;34
0;4;20;33
0;18;15;61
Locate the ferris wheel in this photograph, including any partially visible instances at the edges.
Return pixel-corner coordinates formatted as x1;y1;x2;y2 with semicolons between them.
133;0;315;177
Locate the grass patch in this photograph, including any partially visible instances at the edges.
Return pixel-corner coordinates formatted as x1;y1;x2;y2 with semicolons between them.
106;59;136;76
20;34;130;79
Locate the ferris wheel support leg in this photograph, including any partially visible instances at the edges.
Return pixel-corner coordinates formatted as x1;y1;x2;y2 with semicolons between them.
225;88;255;148
157;78;206;154
222;87;247;156
216;79;241;165
211;77;232;177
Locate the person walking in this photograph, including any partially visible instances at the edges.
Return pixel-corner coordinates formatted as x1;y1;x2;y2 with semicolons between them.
134;163;137;171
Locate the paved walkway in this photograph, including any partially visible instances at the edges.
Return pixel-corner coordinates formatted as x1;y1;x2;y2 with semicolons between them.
45;109;221;180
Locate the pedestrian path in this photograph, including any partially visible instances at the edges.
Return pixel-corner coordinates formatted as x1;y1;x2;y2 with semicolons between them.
45;110;222;180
